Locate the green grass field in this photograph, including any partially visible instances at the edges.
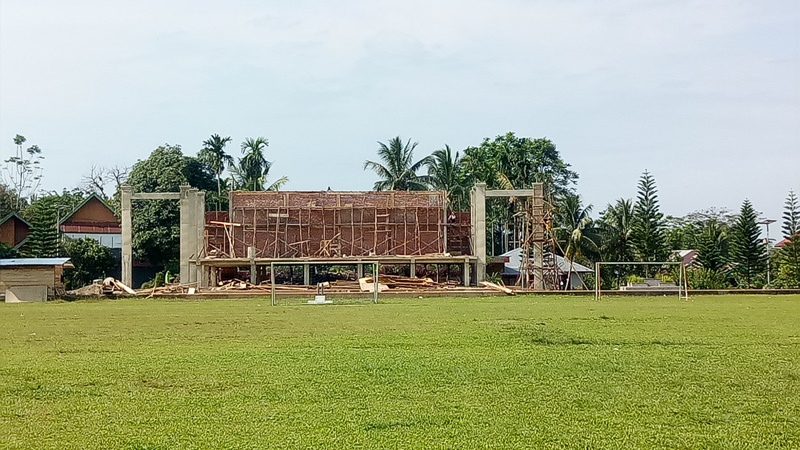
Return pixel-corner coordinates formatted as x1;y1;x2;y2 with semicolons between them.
1;295;799;449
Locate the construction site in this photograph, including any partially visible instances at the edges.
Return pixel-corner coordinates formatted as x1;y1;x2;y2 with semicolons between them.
115;183;577;298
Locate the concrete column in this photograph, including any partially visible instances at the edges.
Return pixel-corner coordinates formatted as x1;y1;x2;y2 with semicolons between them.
121;186;133;288
248;246;257;284
179;186;192;284
357;262;364;279
194;190;205;286
470;183;487;283
410;259;416;278
303;263;310;286
463;257;471;286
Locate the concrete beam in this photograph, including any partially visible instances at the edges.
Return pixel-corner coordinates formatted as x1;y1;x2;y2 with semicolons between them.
131;192;181;200
485;189;537;198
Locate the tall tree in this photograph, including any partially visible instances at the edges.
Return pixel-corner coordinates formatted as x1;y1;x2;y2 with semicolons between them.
232;137;288;191
777;191;800;288
730;199;768;288
694;219;730;273
126;144;216;266
461;133;577;197
555;194;600;284
4;134;44;211
20;190;85;258
364;136;431;191
425;145;468;211
630;171;668;263
597;198;635;286
198;134;233;210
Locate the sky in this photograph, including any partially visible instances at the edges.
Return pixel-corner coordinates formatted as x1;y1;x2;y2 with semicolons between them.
1;0;798;235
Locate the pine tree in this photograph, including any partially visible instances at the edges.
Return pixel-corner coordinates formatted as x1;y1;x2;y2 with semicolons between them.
630;171;667;263
777;191;800;288
730;199;767;288
21;201;59;257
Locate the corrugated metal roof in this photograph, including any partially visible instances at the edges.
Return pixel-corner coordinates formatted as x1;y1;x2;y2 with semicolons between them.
0;258;71;267
500;248;593;273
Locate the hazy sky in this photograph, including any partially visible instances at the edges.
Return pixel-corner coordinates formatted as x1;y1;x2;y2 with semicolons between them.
1;0;798;231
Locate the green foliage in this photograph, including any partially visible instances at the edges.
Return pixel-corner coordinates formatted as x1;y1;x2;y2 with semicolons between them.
625;274;644;284
19;190;85;258
730;199;768;288
0;242;18;258
231;137;288;191
630;171;668;262
777;191;800;288
62;238;117;289
425;145;469;211
197;134;233;211
598;198;635;284
364;136;431;191
127;144;216;266
686;267;730;289
554;193;600;265
0;182;18;217
695;219;730;272
461;132;577;197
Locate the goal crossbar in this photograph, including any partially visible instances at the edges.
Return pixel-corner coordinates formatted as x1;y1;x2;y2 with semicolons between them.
594;261;689;301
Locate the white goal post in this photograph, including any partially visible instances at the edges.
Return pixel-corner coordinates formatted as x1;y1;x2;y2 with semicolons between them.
594;261;689;301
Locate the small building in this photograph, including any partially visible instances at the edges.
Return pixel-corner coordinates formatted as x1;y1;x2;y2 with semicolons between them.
0;212;31;250
499;248;593;289
59;194;122;251
0;258;72;302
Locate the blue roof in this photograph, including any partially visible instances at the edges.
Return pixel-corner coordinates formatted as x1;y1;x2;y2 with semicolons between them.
0;258;71;267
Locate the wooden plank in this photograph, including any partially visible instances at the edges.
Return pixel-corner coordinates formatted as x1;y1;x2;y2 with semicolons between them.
480;281;516;295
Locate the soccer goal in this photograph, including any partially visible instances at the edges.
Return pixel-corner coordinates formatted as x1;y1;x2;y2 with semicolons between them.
594;261;689;301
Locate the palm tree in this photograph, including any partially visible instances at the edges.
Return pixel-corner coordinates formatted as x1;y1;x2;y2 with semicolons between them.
363;137;431;191
425;145;469;211
598;198;635;286
198;134;233;211
555;194;601;288
232;137;288;191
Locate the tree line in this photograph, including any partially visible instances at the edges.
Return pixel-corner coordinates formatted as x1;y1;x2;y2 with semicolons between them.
2;132;798;289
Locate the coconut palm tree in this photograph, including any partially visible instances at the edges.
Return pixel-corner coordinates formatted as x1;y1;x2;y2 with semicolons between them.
363;137;431;191
597;198;635;286
198;134;233;210
555;193;601;288
425;145;469;211
232;137;288;191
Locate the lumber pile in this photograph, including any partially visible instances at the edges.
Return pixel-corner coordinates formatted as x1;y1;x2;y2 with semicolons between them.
67;277;138;297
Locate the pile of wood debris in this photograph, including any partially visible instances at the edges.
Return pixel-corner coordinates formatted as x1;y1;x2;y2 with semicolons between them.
68;277;137;297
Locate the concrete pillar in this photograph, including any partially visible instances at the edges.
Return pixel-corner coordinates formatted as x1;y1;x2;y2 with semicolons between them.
463;257;471;287
121;186;133;288
195;190;205;286
179;186;192;284
357;262;364;279
248;246;257;284
470;183;487;283
303;263;310;286
409;259;416;278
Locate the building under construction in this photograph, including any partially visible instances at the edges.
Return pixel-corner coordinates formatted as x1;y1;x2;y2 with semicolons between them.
120;183;559;291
